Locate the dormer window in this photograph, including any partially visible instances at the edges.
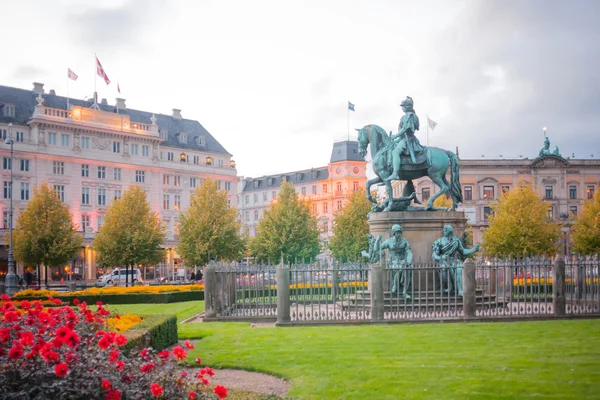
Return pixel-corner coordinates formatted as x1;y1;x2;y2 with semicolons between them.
267;178;274;186
195;136;206;146
282;176;287;182
179;133;187;144
159;130;168;139
2;104;15;117
253;181;259;188
312;170;318;179
297;173;304;181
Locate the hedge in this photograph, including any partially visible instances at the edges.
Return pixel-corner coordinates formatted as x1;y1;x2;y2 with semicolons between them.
121;314;178;352
15;290;203;305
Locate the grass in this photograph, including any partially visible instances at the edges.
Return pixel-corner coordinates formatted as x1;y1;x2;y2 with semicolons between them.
181;320;600;400
100;301;204;322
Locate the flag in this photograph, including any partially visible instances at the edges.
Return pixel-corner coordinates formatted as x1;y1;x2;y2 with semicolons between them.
96;56;111;85
427;116;438;130
68;68;78;81
348;101;355;112
117;82;121;94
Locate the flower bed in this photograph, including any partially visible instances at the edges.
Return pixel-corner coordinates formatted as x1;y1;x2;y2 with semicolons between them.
0;294;227;399
107;313;144;332
15;283;204;298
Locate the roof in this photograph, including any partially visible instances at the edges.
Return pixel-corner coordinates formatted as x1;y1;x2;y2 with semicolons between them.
241;166;329;193
0;84;230;155
330;140;363;163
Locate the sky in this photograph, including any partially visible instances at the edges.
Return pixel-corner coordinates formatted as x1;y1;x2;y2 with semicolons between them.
2;0;600;177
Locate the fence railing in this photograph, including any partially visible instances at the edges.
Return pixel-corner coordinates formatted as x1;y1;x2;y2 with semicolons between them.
204;255;600;325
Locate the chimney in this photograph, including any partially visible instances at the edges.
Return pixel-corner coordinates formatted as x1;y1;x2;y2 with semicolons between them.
172;108;182;119
115;98;126;110
101;98;108;106
49;89;56;96
32;82;44;94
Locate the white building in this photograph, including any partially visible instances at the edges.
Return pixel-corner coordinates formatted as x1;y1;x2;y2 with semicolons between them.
0;82;237;281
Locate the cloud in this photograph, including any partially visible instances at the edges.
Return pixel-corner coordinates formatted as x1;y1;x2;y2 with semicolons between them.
11;65;47;80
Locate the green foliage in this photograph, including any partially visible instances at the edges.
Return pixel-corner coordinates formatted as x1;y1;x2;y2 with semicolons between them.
16;291;204;305
178;179;245;265
13;182;82;268
93;186;166;270
482;185;560;256
433;194;453;209
122;314;178;352
329;189;371;262
571;190;600;254
250;181;320;263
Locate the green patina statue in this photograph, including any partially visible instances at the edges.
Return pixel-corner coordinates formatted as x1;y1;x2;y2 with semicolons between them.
539;135;562;158
432;225;480;296
380;224;413;298
361;233;382;263
356;96;463;212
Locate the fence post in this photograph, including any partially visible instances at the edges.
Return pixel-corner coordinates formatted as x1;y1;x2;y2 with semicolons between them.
370;254;385;322
204;265;217;318
276;261;291;324
462;258;476;320
332;261;339;302
553;254;566;316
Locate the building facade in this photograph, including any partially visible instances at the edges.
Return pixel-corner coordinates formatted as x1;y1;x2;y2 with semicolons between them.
0;83;237;281
393;140;600;248
238;141;367;247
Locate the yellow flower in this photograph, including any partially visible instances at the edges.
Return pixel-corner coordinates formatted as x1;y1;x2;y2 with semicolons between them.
106;314;144;332
14;283;204;298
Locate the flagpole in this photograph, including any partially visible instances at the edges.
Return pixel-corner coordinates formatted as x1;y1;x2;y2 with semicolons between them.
66;70;69;112
347;106;349;141
427;114;429;147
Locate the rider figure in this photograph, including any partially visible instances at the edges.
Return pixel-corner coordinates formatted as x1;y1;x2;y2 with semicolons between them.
387;96;424;181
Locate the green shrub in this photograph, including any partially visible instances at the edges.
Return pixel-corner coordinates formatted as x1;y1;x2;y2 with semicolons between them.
16;290;203;305
122;314;178;352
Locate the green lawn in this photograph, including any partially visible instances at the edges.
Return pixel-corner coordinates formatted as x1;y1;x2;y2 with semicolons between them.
101;301;204;322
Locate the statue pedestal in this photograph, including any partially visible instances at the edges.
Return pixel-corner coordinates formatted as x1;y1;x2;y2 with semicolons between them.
368;210;467;291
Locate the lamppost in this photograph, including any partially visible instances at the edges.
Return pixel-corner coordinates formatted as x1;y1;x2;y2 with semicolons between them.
4;123;17;295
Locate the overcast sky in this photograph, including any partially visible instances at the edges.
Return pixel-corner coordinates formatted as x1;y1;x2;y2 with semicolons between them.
3;0;599;177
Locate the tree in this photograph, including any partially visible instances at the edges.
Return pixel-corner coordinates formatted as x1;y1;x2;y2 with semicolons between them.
178;179;245;266
571;190;600;254
250;181;320;264
13;183;82;287
482;185;560;256
329;189;372;262
433;194;453;209
93;186;165;286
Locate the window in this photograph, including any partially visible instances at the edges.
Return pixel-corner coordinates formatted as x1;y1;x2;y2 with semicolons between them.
20;159;29;172
301;187;306;196
337;200;343;210
81;137;90;149
163;175;170;185
163;195;170;210
53;161;64;175
245;211;250;222
322;184;328;194
217;180;222;190
61;134;70;147
2;158;10;170
422;188;431;201
545;186;553;200
252;193;258;203
20;183;29;200
0;129;5;140
587;185;595;200
142;145;149;157
98;189;107;206
3;182;10;199
218;159;224;168
174;195;181;211
3;105;15;117
190;177;197;188
483;206;492;222
97;166;106;179
263;192;267;202
244;195;249;204
353;181;359;191
114;190;122;201
570;206;578;217
336;182;342;192
113;168;121;181
323;202;328;213
179;133;187;144
464;186;473;201
130;143;139;156
167;152;174;161
312;185;317;195
82;188;90;205
312;203;317;213
501;185;510;194
81;164;89;177
174;176;181;187
159;130;168;139
483;186;495;199
272;191;277;200
48;133;57;145
16;131;24;142
54;185;65;202
225;182;231;191
196;136;206;146
97;216;104;231
112;141;121;153
81;215;90;231
2;211;8;229
547;206;554;219
569;185;577;199
135;170;145;183
193;156;199;165
254;210;259;221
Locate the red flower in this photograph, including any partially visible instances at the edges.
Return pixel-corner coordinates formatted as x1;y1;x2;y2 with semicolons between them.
65;332;80;348
172;346;187;360
115;314;121;319
0;294;10;301
188;392;198;399
114;360;125;371
98;336;112;350
201;367;215;377
195;357;201;364
101;379;112;391
141;362;155;373
18;331;34;346
121;374;132;383
214;385;228;399
184;340;194;349
8;346;23;360
55;326;72;340
4;310;20;322
109;349;120;362
54;362;69;377
19;300;32;310
150;383;163;397
96;301;103;306
114;334;127;347
105;389;121;400
180;371;188;378
73;298;80;306
140;348;150;359
52;299;62;305
157;350;170;360
52;338;64;349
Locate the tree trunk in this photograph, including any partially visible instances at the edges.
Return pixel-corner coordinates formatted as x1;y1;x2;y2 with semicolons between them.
125;264;129;287
37;264;41;288
44;265;48;289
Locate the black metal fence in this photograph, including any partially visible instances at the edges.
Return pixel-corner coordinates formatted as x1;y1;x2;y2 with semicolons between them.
203;255;600;325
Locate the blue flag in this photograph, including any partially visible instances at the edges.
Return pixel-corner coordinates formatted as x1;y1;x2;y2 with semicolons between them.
348;101;355;112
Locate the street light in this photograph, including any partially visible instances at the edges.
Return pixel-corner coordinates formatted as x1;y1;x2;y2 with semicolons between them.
4;123;17;295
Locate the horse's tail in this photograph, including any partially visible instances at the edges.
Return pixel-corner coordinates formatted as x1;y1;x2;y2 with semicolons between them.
446;150;463;204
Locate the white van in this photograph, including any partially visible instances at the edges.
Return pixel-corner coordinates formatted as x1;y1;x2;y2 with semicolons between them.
97;268;142;286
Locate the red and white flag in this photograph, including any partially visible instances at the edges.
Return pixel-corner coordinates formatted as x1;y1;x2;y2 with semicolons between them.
68;68;78;81
96;56;111;85
117;82;121;94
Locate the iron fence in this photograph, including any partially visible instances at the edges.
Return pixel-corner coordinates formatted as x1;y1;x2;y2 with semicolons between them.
565;255;600;314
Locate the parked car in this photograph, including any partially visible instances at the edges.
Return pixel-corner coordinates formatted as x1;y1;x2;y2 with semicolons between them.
97;268;142;286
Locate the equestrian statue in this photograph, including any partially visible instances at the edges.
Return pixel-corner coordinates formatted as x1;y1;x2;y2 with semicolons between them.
356;96;462;212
